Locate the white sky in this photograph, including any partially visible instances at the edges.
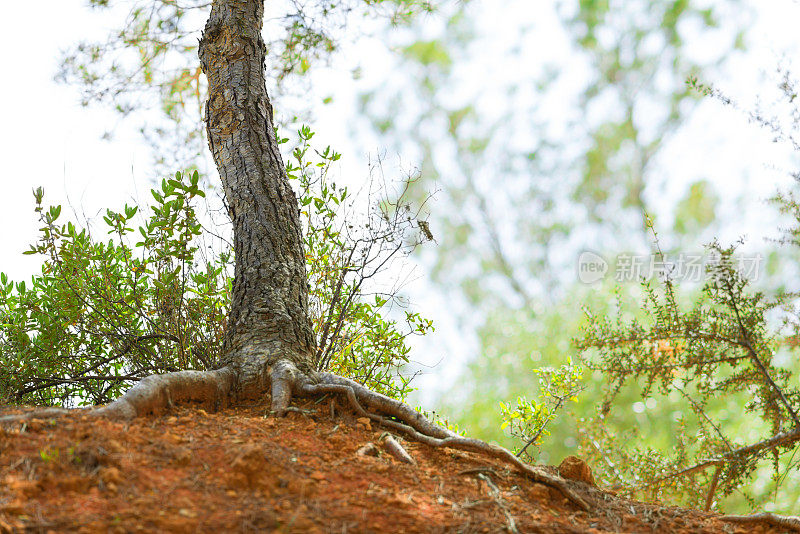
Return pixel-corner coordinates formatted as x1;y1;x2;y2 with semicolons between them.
0;1;151;278
1;0;799;401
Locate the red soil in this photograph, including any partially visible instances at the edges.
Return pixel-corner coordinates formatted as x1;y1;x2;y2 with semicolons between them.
0;401;784;533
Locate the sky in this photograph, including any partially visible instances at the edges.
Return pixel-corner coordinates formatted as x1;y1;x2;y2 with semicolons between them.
1;0;800;401
0;1;151;277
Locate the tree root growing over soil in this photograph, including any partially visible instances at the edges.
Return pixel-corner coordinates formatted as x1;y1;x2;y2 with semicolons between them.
719;513;800;532
0;358;594;510
6;356;800;530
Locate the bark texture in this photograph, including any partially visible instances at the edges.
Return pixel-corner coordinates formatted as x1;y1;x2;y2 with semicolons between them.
198;0;316;399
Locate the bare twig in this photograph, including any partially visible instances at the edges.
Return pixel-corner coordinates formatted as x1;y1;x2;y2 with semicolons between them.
477;473;519;534
724;277;800;428
380;433;416;464
703;464;722;511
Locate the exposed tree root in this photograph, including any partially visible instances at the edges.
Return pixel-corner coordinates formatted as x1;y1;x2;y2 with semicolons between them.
0;368;235;424
0;359;591;512
719;512;800;532
95;368;235;418
300;372;592;511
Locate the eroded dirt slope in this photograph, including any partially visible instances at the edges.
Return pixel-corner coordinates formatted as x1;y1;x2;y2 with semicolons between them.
0;401;786;533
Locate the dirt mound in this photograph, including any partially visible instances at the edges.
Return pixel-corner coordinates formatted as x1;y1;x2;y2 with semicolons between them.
0;401;784;533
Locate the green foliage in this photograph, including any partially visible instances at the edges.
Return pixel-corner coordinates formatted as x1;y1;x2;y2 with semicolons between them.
284;126;434;400
673;180;719;235
1;171;229;407
568;0;743;223
578;236;800;510
500;359;584;461
562;67;800;514
0;128;431;406
39;447;60;464
356;2;757;496
433;285;620;465
401;40;452;69
363;0;746;304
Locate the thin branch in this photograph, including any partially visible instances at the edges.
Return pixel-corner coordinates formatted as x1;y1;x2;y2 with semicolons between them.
704;464;722;511
644;427;800;489
674;384;733;452
314;249;353;368
14;374;142;398
724;277;800;428
516;394;570;459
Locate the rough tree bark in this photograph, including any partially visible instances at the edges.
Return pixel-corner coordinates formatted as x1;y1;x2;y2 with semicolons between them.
197;0;317;409
0;0;592;511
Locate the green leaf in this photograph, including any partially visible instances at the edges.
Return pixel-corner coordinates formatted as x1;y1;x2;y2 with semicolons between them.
402;40;452;69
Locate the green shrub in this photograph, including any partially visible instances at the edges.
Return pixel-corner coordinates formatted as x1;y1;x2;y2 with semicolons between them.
0;127;431;407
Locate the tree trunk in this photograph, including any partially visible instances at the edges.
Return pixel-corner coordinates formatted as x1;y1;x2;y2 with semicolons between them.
198;0;317;400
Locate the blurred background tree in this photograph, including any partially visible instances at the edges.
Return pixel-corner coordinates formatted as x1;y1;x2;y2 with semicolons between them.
354;0;800;513
355;0;745;453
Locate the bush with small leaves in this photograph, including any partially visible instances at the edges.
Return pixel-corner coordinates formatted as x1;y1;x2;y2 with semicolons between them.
500;359;584;461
